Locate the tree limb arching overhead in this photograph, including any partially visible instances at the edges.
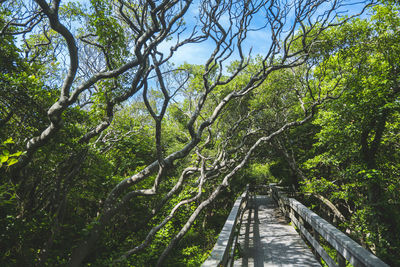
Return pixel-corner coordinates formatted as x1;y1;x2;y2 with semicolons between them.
0;0;374;265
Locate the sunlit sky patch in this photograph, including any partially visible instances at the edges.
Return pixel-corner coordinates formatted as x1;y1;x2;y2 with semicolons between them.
158;0;373;67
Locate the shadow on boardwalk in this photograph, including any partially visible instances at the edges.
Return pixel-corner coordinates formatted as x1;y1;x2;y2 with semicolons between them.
234;195;321;267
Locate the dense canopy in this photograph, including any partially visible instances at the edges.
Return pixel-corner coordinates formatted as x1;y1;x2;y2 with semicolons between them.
0;0;399;266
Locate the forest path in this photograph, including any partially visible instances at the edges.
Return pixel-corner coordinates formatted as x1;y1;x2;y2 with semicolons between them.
233;195;321;267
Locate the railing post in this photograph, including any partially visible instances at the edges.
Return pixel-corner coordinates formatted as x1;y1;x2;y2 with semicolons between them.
312;229;321;262
228;185;249;267
287;204;293;223
298;215;305;240
337;252;346;267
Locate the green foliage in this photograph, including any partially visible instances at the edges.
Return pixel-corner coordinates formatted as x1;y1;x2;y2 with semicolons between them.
296;4;400;265
87;0;129;65
1;1;399;266
0;138;23;168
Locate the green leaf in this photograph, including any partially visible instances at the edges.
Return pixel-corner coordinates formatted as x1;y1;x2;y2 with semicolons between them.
7;158;18;166
3;138;14;144
2;149;10;156
0;154;8;163
10;151;22;157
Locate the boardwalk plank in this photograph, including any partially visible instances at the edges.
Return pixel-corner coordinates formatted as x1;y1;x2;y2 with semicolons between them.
234;195;321;267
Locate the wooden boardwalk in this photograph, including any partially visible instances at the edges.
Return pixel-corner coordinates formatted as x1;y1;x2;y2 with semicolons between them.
234;195;321;267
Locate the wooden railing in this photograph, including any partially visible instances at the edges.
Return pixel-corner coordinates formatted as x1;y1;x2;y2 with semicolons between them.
202;185;249;267
270;184;389;267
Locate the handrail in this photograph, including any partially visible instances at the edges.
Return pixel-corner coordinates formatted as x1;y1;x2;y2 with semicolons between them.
270;184;389;267
202;185;249;267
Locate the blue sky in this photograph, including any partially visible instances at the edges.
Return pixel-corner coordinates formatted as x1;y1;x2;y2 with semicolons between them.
158;0;374;67
158;1;271;66
13;0;374;79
